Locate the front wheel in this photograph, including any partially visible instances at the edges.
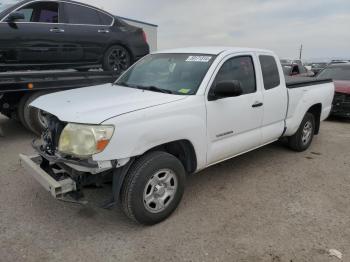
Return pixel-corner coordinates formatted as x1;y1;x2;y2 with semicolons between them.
121;151;186;225
22;91;52;135
102;45;131;73
288;113;315;152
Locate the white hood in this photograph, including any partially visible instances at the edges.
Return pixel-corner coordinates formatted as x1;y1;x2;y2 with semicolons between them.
30;84;187;124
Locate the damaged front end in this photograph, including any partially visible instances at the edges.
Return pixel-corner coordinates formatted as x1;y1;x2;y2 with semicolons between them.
20;115;115;204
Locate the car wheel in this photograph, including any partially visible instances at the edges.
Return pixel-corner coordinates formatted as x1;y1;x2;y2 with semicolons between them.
288;113;315;152
23;92;51;136
17;93;32;130
121;151;186;225
102;45;131;73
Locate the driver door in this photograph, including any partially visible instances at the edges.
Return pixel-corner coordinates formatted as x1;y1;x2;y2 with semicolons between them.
206;54;264;165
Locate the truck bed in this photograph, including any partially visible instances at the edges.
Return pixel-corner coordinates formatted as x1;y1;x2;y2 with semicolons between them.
285;76;333;89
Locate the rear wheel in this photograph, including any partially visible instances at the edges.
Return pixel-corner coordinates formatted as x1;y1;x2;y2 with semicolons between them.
288;113;315;152
102;45;131;73
121;151;186;225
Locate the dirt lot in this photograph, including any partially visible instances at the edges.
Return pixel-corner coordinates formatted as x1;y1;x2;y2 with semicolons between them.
0;114;349;262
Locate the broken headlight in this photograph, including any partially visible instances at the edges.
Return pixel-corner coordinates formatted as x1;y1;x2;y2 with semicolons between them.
58;124;114;158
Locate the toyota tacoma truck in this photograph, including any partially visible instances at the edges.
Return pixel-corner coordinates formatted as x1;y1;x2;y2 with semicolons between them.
19;47;334;225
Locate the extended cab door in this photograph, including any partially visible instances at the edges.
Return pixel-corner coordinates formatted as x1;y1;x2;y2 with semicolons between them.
257;54;288;143
206;54;264;165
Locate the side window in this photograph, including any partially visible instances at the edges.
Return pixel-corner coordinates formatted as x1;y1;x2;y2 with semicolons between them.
99;12;113;25
15;2;59;23
212;56;256;95
65;3;101;25
259;55;280;90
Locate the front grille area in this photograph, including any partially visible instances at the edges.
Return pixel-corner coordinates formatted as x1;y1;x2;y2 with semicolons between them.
332;92;350;116
333;92;350;104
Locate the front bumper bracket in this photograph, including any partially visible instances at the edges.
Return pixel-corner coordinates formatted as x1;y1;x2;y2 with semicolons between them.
19;154;77;198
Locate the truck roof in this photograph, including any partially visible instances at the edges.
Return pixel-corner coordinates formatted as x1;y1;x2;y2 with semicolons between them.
155;46;273;55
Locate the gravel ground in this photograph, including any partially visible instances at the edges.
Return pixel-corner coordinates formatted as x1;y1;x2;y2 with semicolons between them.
0;114;349;262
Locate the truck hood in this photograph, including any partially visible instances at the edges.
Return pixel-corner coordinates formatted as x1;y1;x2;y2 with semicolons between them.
30;84;187;124
334;80;350;94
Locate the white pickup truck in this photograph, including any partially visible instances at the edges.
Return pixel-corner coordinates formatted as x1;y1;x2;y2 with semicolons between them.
20;47;334;225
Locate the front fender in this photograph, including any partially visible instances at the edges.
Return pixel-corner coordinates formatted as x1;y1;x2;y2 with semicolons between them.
93;96;207;170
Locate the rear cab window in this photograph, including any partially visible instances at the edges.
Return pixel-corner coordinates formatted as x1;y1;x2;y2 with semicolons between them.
259;55;280;90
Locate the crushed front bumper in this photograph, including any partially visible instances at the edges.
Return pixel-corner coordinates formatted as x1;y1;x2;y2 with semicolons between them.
19;154;77;198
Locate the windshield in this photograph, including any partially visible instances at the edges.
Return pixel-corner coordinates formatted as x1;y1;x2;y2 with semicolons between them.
311;63;327;68
317;66;350;80
282;65;291;75
280;59;292;64
115;53;216;95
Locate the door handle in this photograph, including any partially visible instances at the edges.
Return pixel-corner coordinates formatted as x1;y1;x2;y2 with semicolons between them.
98;29;110;33
50;28;65;33
252;102;263;108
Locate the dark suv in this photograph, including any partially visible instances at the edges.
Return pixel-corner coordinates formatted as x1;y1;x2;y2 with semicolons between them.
0;0;149;72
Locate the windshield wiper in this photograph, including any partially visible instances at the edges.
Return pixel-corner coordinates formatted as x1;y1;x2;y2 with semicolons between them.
135;85;174;94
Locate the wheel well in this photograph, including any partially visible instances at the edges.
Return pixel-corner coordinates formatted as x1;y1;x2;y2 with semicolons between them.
146;140;197;174
307;103;322;134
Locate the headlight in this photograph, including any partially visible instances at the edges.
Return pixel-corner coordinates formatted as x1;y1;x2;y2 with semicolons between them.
58;123;114;158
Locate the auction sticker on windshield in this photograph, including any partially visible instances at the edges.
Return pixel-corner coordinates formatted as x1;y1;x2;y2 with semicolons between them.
186;56;212;62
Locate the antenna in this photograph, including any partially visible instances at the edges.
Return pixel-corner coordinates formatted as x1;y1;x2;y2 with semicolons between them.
299;44;303;60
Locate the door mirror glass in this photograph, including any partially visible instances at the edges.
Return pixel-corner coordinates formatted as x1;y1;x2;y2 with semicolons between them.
209;80;243;101
6;12;25;22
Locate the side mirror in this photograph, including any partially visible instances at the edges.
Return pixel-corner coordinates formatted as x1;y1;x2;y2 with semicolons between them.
6;12;25;22
209;80;243;101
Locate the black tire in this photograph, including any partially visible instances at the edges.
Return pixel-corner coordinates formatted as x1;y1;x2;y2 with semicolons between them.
17;93;32;130
102;45;131;73
23;92;51;135
121;151;186;225
288;113;315;152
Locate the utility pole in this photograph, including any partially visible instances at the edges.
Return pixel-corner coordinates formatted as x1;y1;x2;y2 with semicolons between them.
299;44;303;60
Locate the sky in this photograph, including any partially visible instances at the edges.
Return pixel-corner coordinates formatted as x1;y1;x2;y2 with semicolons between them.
80;0;350;60
1;0;350;60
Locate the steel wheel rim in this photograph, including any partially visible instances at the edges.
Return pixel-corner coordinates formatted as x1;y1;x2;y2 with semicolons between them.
143;169;178;214
301;120;313;145
107;48;129;72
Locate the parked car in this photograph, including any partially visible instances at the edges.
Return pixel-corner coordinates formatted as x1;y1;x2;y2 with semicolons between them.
330;60;349;64
20;47;334;225
282;63;315;77
309;62;328;75
0;0;149;72
317;63;350;117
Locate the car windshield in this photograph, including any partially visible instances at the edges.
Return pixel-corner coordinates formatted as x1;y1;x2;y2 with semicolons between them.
282;65;291;75
280;59;292;64
311;63;327;68
317;66;350;80
115;53;216;95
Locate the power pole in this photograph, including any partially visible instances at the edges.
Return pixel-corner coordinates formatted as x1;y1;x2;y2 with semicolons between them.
299;44;303;60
